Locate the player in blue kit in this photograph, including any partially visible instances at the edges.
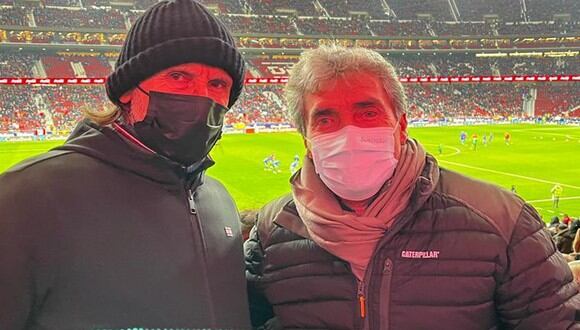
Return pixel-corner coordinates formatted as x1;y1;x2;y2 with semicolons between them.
289;154;300;174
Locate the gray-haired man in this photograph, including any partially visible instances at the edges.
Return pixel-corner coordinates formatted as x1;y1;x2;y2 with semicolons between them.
245;45;579;329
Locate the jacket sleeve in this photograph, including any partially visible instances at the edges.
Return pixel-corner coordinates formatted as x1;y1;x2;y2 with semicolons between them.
496;203;580;329
245;224;276;329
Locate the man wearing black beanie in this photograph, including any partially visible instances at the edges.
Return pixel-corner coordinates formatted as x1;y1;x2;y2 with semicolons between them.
0;1;251;329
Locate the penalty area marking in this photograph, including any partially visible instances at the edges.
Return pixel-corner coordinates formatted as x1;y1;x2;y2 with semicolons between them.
438;160;580;190
422;144;461;158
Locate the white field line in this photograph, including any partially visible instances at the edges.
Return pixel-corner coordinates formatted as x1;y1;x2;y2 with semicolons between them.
532;132;580;141
526;196;580;203
535;208;568;217
512;127;580;132
441;145;462;157
438;160;580;190
511;127;580;141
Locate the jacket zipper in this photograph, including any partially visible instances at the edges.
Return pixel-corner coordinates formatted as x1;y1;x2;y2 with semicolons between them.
380;258;394;330
184;187;216;325
187;188;197;214
358;280;367;319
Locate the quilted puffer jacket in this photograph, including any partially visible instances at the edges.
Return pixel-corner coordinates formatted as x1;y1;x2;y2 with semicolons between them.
245;155;580;329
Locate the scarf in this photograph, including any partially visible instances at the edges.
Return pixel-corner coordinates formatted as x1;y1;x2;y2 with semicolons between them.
292;139;426;280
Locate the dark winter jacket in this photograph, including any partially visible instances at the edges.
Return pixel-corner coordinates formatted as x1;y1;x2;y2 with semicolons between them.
245;155;580;329
0;120;251;330
555;221;580;254
556;229;577;254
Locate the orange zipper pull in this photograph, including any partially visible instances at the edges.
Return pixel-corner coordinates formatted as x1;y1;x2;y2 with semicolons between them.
357;280;366;319
359;294;366;318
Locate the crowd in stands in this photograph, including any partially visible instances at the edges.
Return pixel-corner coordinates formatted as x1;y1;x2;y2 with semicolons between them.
0;0;577;132
225;84;288;126
32;7;126;30
455;0;523;22
535;84;580;116
550;215;580;258
370;20;430;37
548;215;580;286
1;3;578;38
0;53;36;77
405;84;528;119
0;85;107;132
246;0;317;16
1;51;577;81
498;21;579;35
0;7;28;26
525;0;579;21
317;0;383;18
494;57;578;76
431;21;493;37
219;15;296;35
43;0;81;7
246;54;580;78
0;87;41;131
296;17;371;36
1;82;578;134
387;0;453;21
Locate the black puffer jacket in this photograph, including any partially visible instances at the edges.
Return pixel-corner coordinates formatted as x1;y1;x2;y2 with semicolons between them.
0;120;251;329
245;155;580;329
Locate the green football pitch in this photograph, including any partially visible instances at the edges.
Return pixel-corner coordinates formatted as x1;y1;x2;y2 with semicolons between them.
1;124;578;221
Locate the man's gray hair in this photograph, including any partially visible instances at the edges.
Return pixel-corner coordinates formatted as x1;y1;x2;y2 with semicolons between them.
285;45;407;135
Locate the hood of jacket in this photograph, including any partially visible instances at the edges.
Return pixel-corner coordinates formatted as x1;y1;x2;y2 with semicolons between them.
55;119;214;188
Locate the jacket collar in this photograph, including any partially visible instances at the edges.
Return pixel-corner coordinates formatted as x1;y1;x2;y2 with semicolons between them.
55;119;214;188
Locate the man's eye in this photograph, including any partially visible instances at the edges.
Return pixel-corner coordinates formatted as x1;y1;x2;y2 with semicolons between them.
317;117;333;127
363;110;378;118
209;79;227;89
169;72;187;81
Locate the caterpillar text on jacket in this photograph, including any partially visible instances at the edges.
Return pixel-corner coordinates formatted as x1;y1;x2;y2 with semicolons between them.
401;250;440;259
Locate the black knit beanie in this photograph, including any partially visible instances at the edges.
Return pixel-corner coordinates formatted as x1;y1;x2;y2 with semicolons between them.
106;0;245;108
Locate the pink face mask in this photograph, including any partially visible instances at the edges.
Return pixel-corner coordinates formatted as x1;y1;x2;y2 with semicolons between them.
309;125;399;201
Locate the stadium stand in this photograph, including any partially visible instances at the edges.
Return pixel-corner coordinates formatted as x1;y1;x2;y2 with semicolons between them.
245;0;318;16
497;21;579;35
41;56;76;77
219;15;296;34
33;7;126;29
525;0;579;21
0;0;578;133
44;0;81;7
454;0;523;22
406;84;529;119
535;85;580;116
0;7;28;26
387;0;454;21
370;20;430;37
297;16;372;36
2;82;578;135
0;53;37;77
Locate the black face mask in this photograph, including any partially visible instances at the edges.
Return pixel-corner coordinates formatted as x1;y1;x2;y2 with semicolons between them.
132;91;228;166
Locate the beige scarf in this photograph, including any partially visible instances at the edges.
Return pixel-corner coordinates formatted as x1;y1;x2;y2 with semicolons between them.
292;140;426;280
